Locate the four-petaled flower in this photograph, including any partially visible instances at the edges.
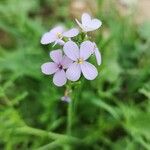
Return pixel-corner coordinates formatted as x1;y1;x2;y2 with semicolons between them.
41;25;79;46
75;13;102;32
41;50;72;86
64;41;98;81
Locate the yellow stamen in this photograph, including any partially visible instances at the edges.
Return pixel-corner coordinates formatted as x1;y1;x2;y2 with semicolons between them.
57;32;63;38
77;58;83;64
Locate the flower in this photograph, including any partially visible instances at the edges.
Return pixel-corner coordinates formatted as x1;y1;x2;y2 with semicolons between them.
63;41;98;81
61;89;72;102
41;25;79;46
75;13;102;32
92;42;102;66
61;96;71;103
41;50;72;86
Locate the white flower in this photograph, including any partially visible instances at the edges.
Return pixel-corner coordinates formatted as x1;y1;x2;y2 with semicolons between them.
75;13;102;32
41;25;79;46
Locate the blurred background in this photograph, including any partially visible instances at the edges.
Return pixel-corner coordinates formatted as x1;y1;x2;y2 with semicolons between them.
0;0;150;149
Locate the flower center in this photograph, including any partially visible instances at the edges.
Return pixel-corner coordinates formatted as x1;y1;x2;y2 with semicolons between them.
56;32;63;39
77;58;83;64
58;64;63;70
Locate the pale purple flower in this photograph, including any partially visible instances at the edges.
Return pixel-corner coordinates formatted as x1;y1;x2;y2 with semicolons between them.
92;42;102;66
75;13;102;32
61;96;71;103
41;50;72;86
41;25;79;46
63;41;98;81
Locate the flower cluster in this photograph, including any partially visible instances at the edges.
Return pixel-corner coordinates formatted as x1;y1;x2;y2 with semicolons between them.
41;13;102;87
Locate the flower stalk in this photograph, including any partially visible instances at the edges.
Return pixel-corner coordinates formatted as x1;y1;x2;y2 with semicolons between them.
40;12;103;149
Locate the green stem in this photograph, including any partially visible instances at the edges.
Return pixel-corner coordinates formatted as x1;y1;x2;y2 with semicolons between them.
67;98;72;135
16;126;79;143
65;101;73;150
37;139;62;150
65;83;73;150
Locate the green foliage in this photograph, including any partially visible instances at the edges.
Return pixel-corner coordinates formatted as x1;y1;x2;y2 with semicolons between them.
0;0;150;149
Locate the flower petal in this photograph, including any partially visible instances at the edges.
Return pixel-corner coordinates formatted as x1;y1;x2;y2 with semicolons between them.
53;70;67;87
51;25;65;35
57;39;65;45
88;19;102;30
63;28;79;37
41;32;56;44
66;62;81;81
41;62;58;75
53;39;65;47
82;13;91;26
95;48;102;66
61;56;73;69
61;96;71;103
63;41;79;61
80;41;94;60
50;50;63;63
81;61;98;80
